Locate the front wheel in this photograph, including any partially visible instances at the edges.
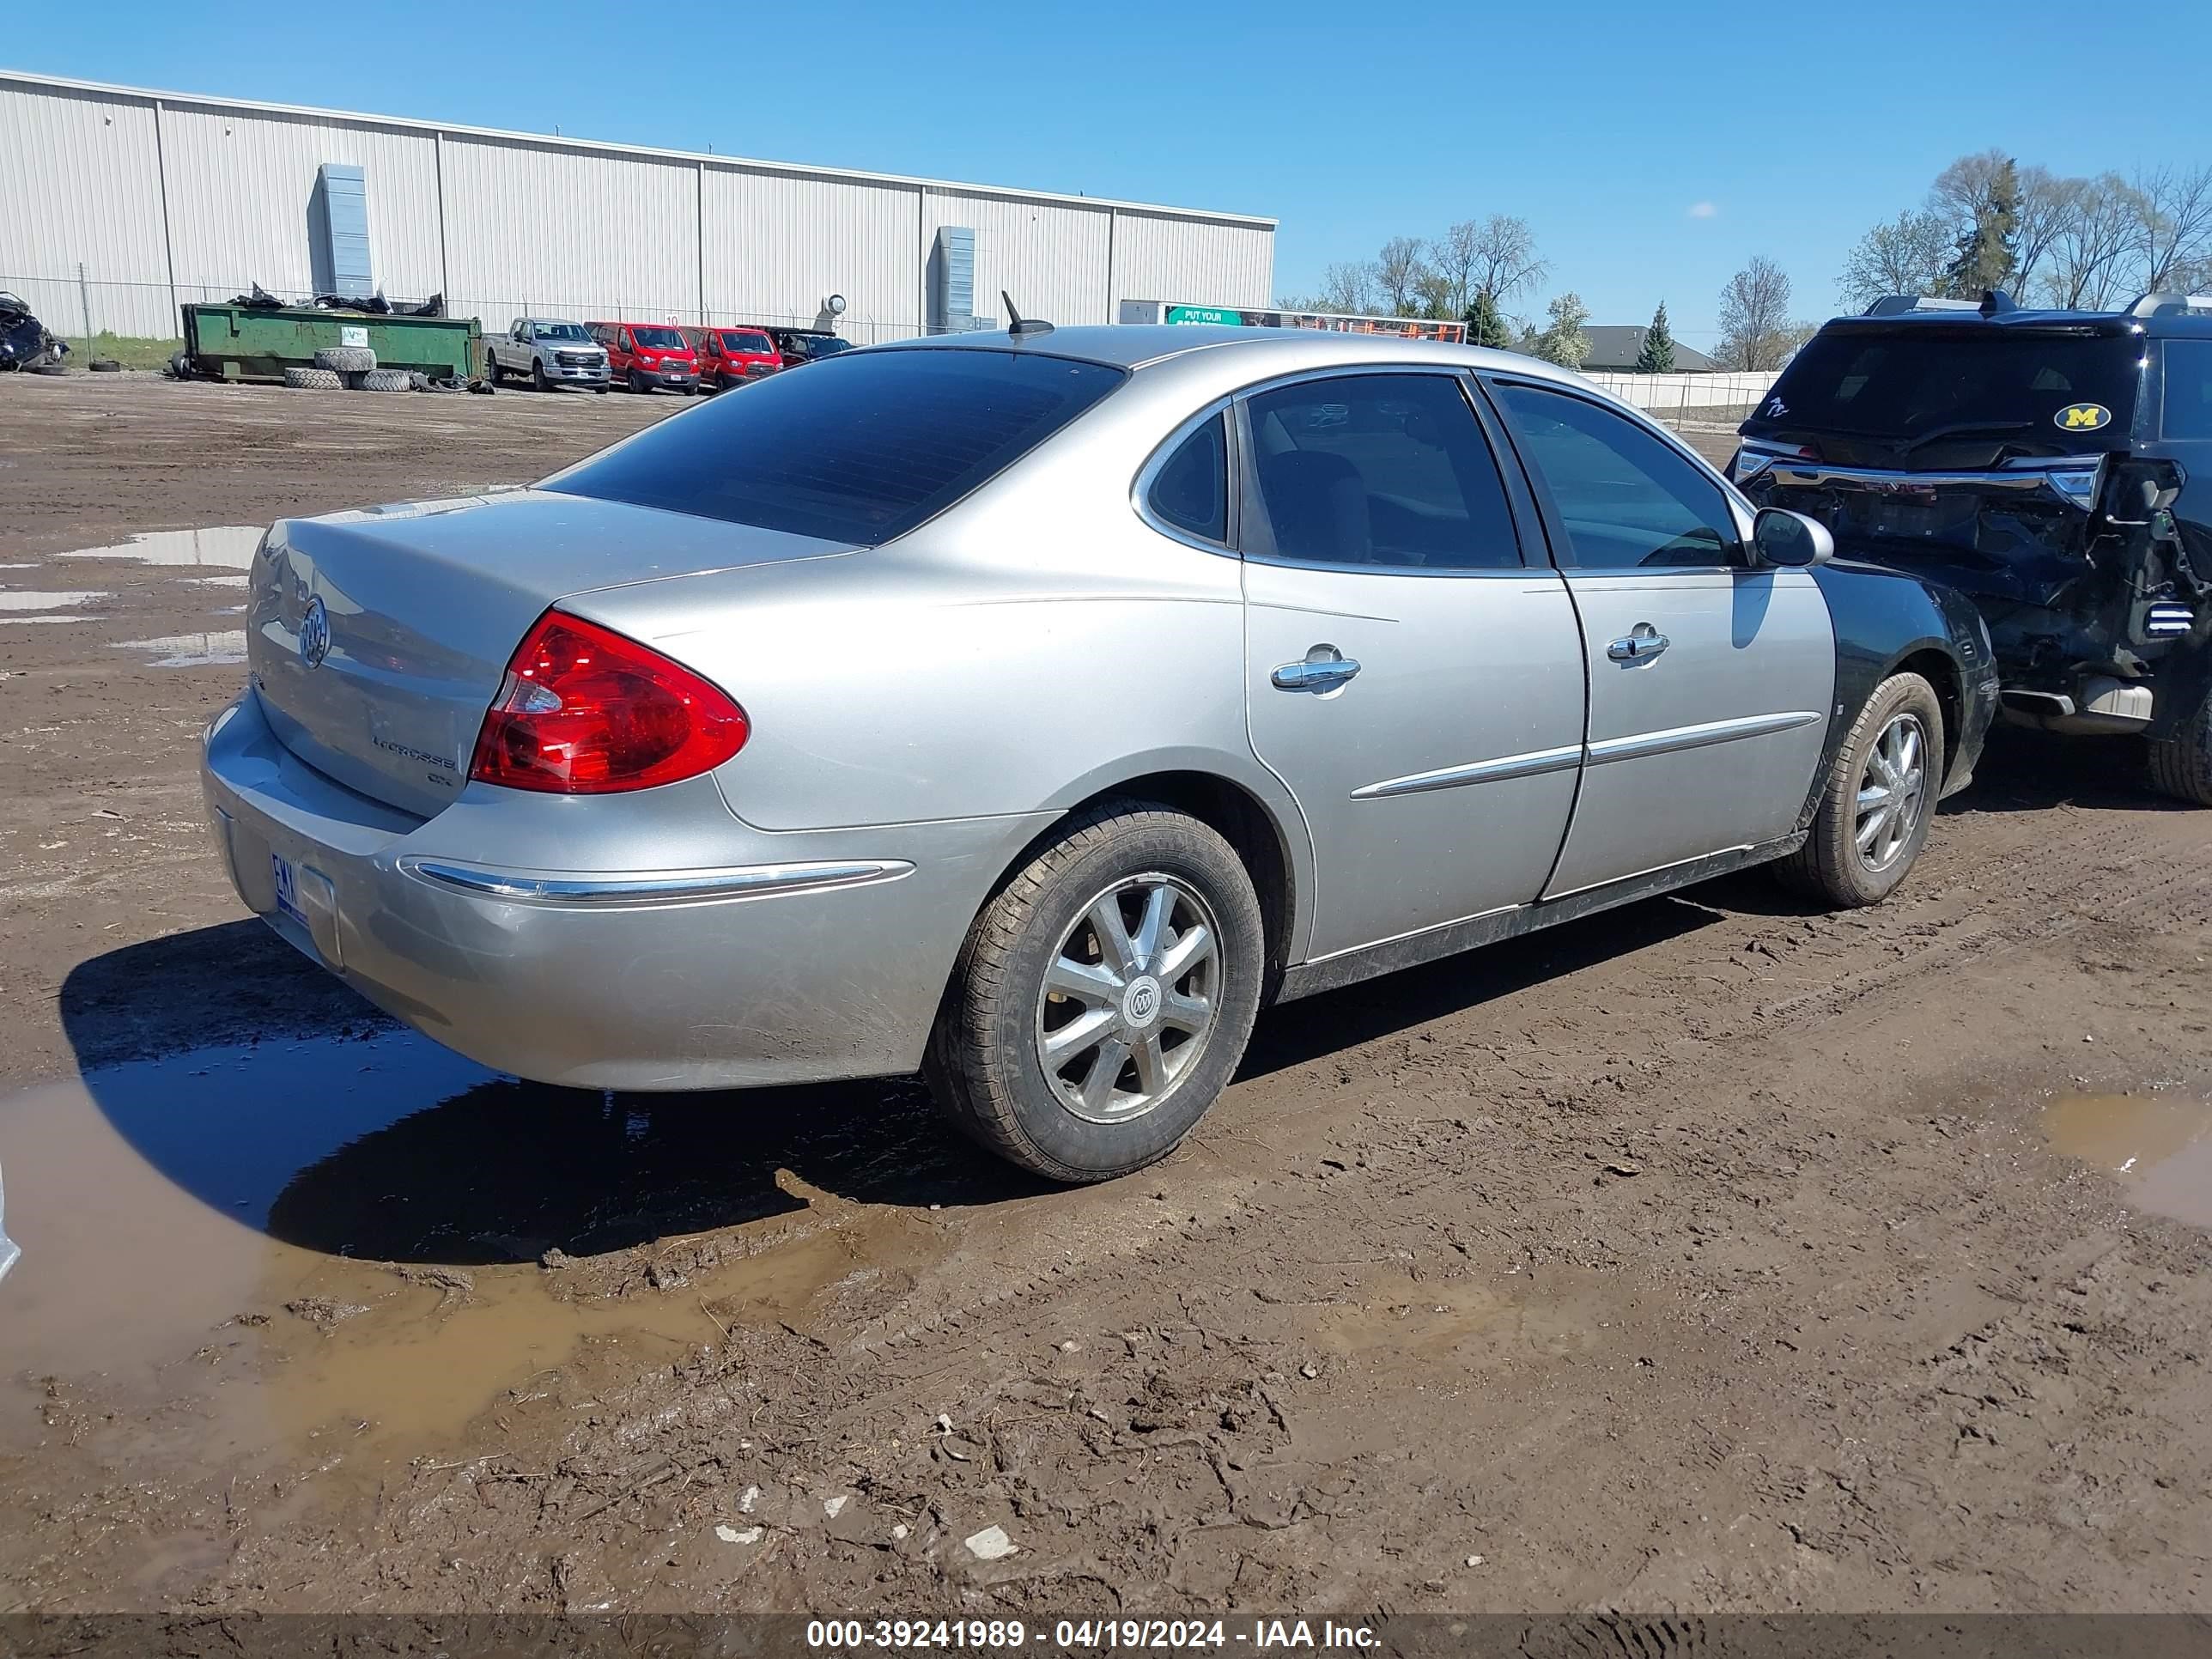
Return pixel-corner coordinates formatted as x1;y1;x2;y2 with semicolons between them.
925;803;1265;1183
2146;684;2212;805
1777;672;1944;908
531;361;550;392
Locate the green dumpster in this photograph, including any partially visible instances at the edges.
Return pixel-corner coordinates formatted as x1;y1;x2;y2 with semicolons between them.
181;304;483;383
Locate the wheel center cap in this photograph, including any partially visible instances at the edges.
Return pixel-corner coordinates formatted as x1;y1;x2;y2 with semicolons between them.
1122;975;1163;1029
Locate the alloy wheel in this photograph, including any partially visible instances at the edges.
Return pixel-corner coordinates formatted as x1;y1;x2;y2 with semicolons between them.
1034;873;1221;1124
1855;711;1928;872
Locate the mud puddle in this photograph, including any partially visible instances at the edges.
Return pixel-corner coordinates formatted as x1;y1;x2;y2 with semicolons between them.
0;1030;962;1482
2041;1089;2212;1226
112;629;246;666
58;526;263;568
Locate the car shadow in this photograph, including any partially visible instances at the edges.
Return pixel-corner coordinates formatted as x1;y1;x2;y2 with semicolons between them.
1941;724;2186;817
1235;893;1722;1082
57;925;1044;1266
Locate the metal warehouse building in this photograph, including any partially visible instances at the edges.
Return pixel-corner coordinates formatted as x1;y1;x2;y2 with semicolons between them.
0;70;1276;346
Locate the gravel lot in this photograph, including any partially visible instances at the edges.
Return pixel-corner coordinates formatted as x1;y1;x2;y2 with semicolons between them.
1;370;2208;1620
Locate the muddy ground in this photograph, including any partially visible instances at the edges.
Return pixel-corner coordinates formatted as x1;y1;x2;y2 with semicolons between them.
1;370;2209;1620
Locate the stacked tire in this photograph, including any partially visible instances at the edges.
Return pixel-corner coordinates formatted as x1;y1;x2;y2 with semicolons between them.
283;346;419;394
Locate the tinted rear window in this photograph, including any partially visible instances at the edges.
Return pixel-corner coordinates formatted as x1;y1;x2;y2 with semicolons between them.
1751;327;2140;455
544;348;1125;544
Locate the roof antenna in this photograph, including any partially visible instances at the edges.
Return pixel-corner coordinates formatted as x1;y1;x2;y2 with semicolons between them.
1004;290;1054;338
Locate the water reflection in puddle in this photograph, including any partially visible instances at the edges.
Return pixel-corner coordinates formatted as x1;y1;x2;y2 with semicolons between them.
0;1030;970;1472
2041;1091;2212;1227
0;590;106;611
59;526;264;568
113;629;247;666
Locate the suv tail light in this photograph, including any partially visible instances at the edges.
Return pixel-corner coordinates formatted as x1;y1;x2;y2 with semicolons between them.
470;611;749;793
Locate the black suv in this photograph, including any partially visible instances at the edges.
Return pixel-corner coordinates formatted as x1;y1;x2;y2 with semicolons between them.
1733;291;2212;803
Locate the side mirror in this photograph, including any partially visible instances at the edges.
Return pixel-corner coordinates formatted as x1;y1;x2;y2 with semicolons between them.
1752;507;1833;568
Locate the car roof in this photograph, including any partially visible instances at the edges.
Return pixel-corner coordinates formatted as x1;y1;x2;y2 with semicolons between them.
868;323;1589;385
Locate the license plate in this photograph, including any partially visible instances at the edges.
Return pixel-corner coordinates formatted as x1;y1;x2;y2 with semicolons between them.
270;851;306;926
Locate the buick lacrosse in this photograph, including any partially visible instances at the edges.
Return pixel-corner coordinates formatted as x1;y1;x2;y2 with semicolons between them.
203;325;1996;1180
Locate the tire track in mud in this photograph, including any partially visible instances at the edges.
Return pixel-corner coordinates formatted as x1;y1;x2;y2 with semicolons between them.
823;795;2212;1375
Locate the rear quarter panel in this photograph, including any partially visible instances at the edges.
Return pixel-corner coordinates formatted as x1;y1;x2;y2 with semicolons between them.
563;387;1292;844
1806;559;1998;811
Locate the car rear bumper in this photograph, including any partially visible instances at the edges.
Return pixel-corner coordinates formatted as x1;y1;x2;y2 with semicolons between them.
198;691;1042;1090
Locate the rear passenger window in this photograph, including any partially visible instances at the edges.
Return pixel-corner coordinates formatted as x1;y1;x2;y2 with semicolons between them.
1494;381;1737;569
2165;341;2212;441
1146;414;1228;544
1243;374;1520;570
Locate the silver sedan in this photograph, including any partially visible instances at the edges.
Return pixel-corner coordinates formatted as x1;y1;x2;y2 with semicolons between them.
202;325;1995;1181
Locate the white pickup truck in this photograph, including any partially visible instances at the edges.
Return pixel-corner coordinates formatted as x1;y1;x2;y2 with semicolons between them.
484;318;609;392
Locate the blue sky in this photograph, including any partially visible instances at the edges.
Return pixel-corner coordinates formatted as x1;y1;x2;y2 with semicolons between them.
17;0;2209;343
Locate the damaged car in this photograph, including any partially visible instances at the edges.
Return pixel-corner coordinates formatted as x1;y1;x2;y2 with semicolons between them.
0;291;68;372
1733;290;2212;802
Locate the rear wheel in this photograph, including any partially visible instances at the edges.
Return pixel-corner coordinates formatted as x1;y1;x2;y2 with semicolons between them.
2147;684;2212;805
926;803;1265;1183
1778;672;1944;908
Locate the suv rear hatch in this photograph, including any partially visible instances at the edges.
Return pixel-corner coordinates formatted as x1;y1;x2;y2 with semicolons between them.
1736;320;2146;606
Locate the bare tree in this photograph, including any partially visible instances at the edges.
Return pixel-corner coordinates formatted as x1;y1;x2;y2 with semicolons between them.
1716;256;1796;371
2010;166;2077;301
2128;163;2212;291
1838;209;1954;307
1375;236;1427;316
1466;215;1548;307
1929;149;2017;233
1429;219;1483;317
1309;261;1378;315
2042;175;2142;309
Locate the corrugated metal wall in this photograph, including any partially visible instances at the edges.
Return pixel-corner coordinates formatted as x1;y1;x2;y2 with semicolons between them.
1110;214;1276;317
703;168;921;341
0;81;169;335
0;74;1273;347
159;102;445;303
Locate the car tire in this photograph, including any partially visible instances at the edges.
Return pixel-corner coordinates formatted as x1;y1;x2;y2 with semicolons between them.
627;369;648;394
2146;685;2212;805
1778;672;1945;908
356;368;412;392
483;351;502;385
282;367;343;390
925;802;1266;1183
531;362;550;392
313;345;376;374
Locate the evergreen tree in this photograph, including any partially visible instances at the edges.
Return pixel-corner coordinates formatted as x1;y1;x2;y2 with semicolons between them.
1939;155;2021;298
1635;301;1677;373
1463;289;1512;349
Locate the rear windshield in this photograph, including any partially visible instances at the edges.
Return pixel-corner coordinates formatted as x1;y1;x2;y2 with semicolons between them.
1748;327;2141;456
720;330;774;353
544;348;1126;544
629;325;686;349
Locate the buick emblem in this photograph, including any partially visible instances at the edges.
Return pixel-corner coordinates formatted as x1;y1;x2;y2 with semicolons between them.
1123;975;1163;1027
299;595;331;670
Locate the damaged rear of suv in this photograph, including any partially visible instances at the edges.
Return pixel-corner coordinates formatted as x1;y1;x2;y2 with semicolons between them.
1734;291;2212;802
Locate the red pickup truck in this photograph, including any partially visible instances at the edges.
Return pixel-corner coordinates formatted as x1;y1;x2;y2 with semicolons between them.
586;321;701;394
690;325;783;392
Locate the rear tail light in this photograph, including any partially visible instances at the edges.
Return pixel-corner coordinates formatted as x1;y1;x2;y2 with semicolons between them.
470;611;749;793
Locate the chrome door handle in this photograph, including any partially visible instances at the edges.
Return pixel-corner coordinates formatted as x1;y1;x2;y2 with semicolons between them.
1272;647;1361;692
1607;625;1670;663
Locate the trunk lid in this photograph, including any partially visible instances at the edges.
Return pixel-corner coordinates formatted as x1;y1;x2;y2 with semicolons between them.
247;490;846;817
